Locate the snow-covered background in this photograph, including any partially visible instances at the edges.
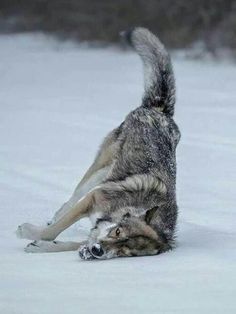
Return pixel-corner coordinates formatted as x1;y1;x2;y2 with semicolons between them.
0;34;235;314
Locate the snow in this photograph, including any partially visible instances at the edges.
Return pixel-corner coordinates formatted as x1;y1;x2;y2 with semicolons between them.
0;34;236;314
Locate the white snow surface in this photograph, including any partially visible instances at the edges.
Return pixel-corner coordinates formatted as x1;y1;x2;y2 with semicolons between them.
0;34;236;314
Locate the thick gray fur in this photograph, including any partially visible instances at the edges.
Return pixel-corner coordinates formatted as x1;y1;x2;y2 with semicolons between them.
124;27;176;116
95;27;181;251
17;28;181;259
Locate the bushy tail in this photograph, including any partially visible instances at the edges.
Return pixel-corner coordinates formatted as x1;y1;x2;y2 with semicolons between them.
121;27;176;116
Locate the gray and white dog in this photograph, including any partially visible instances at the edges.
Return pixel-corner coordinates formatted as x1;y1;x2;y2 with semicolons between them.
16;27;181;260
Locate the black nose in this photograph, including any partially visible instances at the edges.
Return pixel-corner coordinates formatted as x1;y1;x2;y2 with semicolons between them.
91;244;104;257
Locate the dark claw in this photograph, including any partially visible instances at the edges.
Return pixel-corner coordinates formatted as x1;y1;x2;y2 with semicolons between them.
28;241;39;247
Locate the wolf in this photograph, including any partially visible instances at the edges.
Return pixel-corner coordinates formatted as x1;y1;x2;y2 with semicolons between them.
16;27;181;260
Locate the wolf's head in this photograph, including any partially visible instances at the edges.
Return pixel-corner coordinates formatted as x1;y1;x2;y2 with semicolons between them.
83;208;171;260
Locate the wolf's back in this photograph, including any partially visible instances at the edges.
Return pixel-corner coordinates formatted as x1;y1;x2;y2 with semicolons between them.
122;28;175;117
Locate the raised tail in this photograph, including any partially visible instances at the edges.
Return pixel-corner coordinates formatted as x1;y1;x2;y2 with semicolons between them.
121;27;176;116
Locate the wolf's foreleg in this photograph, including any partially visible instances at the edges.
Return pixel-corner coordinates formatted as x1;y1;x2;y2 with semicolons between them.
24;240;86;253
24;240;95;259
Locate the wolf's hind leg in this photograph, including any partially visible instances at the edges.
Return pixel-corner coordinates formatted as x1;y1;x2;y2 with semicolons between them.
16;127;118;242
16;223;45;241
17;186;98;241
49;166;109;224
48;126;119;225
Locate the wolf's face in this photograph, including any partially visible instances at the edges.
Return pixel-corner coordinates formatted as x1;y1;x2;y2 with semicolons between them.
84;212;165;259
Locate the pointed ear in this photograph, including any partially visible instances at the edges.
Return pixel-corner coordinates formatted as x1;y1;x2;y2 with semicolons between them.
144;207;158;224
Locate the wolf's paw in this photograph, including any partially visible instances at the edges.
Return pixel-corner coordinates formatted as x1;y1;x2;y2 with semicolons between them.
78;245;95;261
24;240;56;253
16;223;44;240
24;241;42;253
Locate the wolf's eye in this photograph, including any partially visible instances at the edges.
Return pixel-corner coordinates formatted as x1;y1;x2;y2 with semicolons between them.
116;228;120;236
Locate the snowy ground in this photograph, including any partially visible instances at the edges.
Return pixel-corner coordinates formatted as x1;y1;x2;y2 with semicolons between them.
0;34;236;314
